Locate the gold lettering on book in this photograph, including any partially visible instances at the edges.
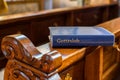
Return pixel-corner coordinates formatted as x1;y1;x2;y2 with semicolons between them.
57;38;80;43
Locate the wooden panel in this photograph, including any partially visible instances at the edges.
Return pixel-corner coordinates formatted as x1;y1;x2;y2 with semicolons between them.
102;63;120;80
73;7;104;26
103;46;118;73
102;35;120;80
0;22;31;47
31;14;67;45
85;46;103;80
108;4;119;20
85;43;120;80
59;59;84;80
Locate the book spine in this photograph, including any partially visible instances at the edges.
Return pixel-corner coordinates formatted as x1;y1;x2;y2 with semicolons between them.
52;35;114;47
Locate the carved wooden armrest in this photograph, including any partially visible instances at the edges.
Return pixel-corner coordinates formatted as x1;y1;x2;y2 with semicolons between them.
1;34;62;80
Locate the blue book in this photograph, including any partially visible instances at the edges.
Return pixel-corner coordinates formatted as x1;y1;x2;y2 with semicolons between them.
49;27;115;47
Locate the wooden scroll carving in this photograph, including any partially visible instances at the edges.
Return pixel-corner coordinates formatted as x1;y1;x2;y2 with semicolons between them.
1;34;62;80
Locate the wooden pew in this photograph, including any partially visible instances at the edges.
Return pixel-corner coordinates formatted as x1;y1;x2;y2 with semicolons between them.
0;3;119;69
1;18;120;80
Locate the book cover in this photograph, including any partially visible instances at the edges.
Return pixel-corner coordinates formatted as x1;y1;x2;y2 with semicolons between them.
49;27;115;47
